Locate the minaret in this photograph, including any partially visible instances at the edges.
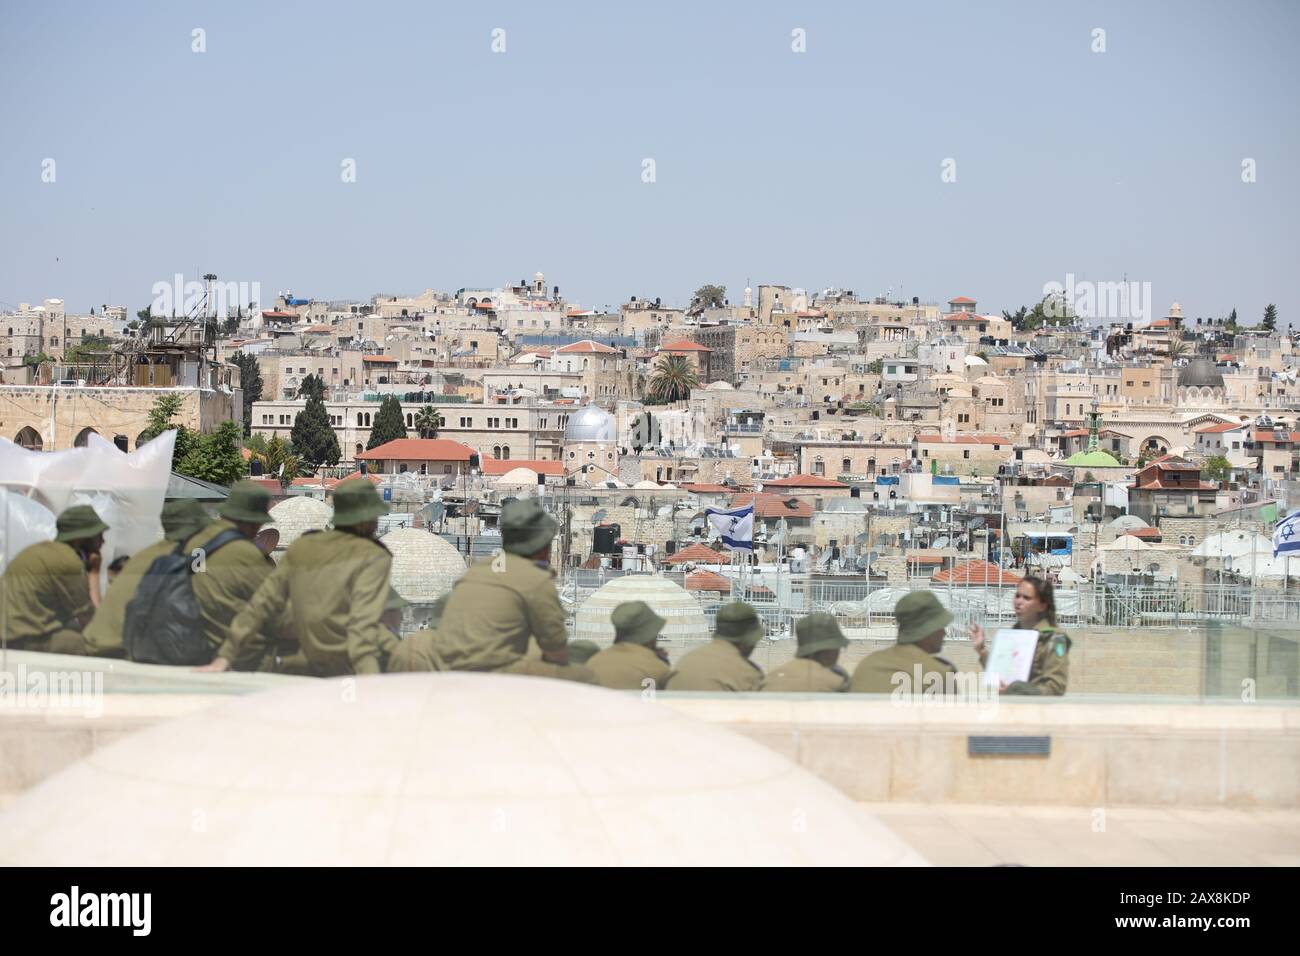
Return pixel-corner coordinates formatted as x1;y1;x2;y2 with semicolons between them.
1087;398;1101;453
743;285;752;308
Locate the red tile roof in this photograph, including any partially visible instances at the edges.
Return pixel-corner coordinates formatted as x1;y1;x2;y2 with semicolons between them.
663;542;727;565
660;339;711;352
1251;430;1300;443
905;554;946;565
362;355;398;363
356;438;475;461
685;570;732;592
481;458;564;477
730;492;813;519
1123;528;1163;539
1196;422;1245;434
681;482;742;494
932;560;1022;586
762;474;849;488
948;296;976;304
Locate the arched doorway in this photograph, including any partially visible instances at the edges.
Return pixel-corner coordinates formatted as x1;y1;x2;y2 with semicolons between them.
74;427;99;447
135;431;151;449
15;426;42;450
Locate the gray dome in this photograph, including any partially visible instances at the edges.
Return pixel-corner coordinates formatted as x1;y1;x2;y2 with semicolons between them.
563;405;616;443
1178;358;1224;389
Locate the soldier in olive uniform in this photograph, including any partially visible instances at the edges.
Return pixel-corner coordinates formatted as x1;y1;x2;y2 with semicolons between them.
851;591;957;694
205;481;395;676
84;499;212;657
587;600;673;690
435;499;573;674
665;601;765;692
1;505;108;655
183;481;277;667
970;576;1070;695
761;612;850;692
566;640;600;666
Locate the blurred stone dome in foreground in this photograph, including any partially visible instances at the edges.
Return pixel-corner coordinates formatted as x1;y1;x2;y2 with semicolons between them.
0;675;925;866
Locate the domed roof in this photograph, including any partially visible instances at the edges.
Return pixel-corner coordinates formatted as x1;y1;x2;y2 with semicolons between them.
379;527;466;603
1178;358;1224;389
269;496;332;550
632;480;663;489
575;574;709;646
494;467;540;488
1108;514;1149;530
706;380;734;391
563;405;617;443
0;675;924;865
1064;449;1122;467
963;354;988;366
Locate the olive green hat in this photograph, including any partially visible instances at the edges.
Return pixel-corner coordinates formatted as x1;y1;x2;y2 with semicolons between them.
714;601;764;647
894;591;953;645
384;587;409;612
500;498;557;557
219;480;273;525
567;640;600;665
331;480;389;527
611;600;666;646
795;612;849;658
161;499;212;542
55;504;109;543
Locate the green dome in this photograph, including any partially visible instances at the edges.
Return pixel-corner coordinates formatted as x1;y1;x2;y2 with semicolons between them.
1065;450;1121;467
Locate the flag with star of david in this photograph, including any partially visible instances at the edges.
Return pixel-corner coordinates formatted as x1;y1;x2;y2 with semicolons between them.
1274;509;1300;558
705;504;753;551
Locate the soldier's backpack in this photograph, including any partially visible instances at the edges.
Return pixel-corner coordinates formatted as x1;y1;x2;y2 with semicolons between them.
122;529;245;665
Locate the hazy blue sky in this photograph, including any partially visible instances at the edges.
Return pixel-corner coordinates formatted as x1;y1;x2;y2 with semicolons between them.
2;0;1297;324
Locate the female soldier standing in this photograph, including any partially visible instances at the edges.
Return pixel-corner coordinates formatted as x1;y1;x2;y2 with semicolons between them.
969;576;1071;695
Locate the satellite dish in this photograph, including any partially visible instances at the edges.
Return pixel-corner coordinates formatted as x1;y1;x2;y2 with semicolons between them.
657;505;673;518
855;532;870;547
590;509;608;525
932;536;951;549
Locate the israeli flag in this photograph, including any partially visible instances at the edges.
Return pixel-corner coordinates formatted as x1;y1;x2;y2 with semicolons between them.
1274;509;1300;558
706;504;754;551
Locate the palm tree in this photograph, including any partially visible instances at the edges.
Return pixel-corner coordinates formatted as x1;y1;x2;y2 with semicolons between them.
648;355;699;403
414;406;444;439
248;435;310;485
1167;337;1190;360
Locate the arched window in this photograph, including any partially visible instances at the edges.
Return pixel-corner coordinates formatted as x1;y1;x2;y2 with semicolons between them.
868;457;877;474
842;458;852;473
73;427;98;447
493;445;501;459
813;456;825;475
355;443;363;456
356;413;363;426
364;413;372;426
502;447;510;460
406;414;413;426
14;426;42;450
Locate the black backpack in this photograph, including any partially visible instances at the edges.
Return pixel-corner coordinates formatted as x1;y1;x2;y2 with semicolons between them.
123;529;246;665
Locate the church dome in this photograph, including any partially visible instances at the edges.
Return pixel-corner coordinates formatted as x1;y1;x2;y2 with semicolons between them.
269;496;332;551
0;675;924;865
380;527;466;603
575;574;709;647
563;405;617;443
1178;358;1225;390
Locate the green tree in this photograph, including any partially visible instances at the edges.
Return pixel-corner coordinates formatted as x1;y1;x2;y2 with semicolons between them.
292;393;341;467
414;405;444;438
866;358;884;374
1002;305;1029;330
1263;304;1278;332
64;335;114;365
1167;337;1190;360
137;393;197;466
691;284;727;309
1226;308;1239;333
22;351;51;367
176;420;246;486
366;395;408;450
1203;455;1231;482
647;354;700;403
231;352;263;435
247;434;307;485
297;373;326;402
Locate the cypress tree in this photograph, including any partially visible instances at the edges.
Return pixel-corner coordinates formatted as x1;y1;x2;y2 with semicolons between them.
366;395;408;450
292;394;341;467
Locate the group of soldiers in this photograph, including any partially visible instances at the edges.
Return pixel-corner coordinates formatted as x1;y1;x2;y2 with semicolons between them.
1;482;1069;696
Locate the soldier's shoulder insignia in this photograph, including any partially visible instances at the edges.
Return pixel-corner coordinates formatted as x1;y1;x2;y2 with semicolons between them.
1054;638;1068;657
